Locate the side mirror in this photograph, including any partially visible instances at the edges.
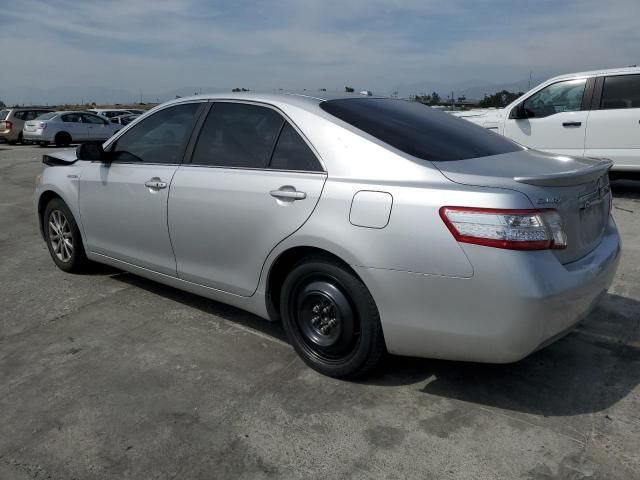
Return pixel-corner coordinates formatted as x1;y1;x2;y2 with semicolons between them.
76;142;107;162
509;103;528;120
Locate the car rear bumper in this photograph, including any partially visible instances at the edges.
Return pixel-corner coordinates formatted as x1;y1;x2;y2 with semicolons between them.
355;217;621;363
0;130;19;142
23;130;51;141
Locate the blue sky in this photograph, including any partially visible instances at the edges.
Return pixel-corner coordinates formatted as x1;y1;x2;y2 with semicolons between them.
1;0;638;104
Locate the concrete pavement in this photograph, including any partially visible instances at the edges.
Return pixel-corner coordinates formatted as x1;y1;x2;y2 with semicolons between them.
1;144;639;479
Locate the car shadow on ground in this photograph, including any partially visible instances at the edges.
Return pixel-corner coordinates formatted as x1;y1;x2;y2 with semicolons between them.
364;293;640;417
611;179;640;201
110;272;639;418
112;272;288;343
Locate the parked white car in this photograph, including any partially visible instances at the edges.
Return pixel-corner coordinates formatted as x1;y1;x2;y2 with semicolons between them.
453;67;640;175
23;111;121;147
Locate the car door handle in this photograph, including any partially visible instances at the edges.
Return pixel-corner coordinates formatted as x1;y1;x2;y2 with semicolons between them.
145;179;167;189
562;121;582;127
270;187;307;200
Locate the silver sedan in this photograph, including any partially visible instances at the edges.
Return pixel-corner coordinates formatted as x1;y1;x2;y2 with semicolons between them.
34;93;620;378
23;111;121;147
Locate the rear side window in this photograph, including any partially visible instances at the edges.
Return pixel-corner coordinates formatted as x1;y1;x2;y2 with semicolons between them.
191;103;284;168
81;113;107;125
13;111;26;120
24;111;44;121
320;98;522;162
62;113;83;123
0;110;9;121
270;123;322;171
111;103;200;164
601;75;640;109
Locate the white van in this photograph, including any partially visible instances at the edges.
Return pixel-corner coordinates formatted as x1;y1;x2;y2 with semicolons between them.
456;67;640;176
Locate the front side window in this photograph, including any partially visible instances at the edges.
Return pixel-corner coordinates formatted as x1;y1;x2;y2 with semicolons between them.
111;103;200;164
523;79;586;118
321;98;522;162
62;113;83;123
191;102;284;168
601;75;640;109
269;123;322;171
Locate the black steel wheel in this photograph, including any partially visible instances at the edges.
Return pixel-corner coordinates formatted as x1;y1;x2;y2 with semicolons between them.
55;132;72;147
281;255;385;378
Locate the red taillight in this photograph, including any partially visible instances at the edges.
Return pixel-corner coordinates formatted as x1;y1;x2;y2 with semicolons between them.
439;206;568;251
1;121;12;131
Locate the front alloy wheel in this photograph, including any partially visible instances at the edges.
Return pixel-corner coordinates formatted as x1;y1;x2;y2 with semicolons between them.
48;209;74;262
43;198;90;273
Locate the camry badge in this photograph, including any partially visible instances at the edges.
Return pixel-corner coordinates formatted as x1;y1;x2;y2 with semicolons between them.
536;197;564;205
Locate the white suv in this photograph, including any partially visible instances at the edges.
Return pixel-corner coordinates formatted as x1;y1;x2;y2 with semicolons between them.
456;67;640;176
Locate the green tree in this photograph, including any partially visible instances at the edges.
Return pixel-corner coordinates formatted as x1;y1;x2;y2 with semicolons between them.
345;86;354;93
0;99;5;108
414;91;441;105
479;90;524;108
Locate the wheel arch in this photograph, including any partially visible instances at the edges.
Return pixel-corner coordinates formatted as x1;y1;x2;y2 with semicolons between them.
54;130;72;143
37;190;64;239
265;245;364;322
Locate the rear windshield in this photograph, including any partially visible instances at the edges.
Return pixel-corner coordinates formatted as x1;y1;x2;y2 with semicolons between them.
320;98;522;161
36;112;57;120
0;110;9;121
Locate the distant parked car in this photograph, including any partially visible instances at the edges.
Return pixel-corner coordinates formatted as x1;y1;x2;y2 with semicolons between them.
125;109;146;115
23;111;120;147
0;107;54;144
110;114;140;126
87;108;137;119
452;67;640;176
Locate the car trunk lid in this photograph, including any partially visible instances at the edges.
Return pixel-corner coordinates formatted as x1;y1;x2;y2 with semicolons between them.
24;120;40;132
433;149;612;264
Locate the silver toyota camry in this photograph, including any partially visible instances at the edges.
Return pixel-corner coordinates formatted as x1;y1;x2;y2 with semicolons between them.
35;93;620;378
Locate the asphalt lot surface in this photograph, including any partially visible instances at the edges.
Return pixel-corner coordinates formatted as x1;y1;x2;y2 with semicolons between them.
1;144;639;480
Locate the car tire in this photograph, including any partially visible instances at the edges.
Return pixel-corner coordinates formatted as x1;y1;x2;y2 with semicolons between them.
280;255;386;378
43;198;90;273
55;132;72;147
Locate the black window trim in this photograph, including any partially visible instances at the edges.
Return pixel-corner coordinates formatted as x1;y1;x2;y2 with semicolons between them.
102;101;208;166
183;99;326;173
581;76;596;111
591;73;640;111
512;77;591;119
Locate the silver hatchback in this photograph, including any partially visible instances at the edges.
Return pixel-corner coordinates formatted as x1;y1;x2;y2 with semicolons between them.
35;93;620;377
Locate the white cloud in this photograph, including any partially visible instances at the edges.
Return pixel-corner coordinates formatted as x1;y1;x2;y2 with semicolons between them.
0;0;638;104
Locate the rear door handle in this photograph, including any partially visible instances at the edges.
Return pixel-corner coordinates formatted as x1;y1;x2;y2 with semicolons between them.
270;187;307;200
562;121;582;127
145;179;167;189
